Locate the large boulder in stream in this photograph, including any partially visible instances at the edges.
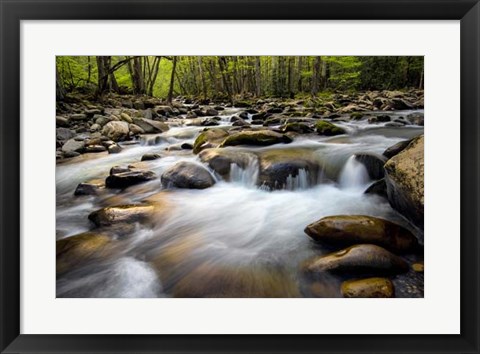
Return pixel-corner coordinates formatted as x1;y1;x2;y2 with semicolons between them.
193;128;230;154
354;153;387;180
304;215;418;253
199;149;258;178
101;121;130;141
219;130;292;148
303;244;409;275
315;120;346;136
257;148;320;190
383;138;413;159
341;277;395;298
105;170;157;189
161;161;215;189
88;204;156;227
384;135;424;228
132;118;169;134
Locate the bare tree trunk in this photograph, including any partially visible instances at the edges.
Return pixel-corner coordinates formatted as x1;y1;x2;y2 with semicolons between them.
218;56;233;104
167;56;178;104
132;57;145;94
96;56;109;96
297;56;303;92
197;57;207;100
56;65;66;100
254;56;261;97
311;56;321;96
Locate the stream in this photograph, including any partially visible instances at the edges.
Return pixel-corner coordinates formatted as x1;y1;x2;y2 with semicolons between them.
56;108;424;298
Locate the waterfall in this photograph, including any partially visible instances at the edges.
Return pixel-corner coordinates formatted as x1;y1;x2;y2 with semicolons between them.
230;156;259;187
339;155;370;190
285;169;310;191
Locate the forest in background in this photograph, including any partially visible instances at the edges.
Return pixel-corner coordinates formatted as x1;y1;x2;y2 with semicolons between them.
56;56;424;102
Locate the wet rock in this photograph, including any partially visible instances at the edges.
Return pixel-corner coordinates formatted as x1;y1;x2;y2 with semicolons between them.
161;161;215;189
303;244;409;275
105;170;157;189
341;277;395;298
369;115;391;124
201;118;220;126
391;98;414;110
119;112;133;123
406;112;424;126
102;121;130;141
129;123;145;135
70;113;88;121
141;153;161;161
89;123;101;132
205;108;218;116
110;165;131;175
56;116;69;127
181;143;193;150
171;263;300;298
192;128;229;154
304;215;418;253
219;130;292;148
350;112;364;120
354;153;386;180
364;178;387;198
108;144;122;154
199;149;258;178
85;145;107;153
56;127;74;141
132;118;169;134
383;139;413;159
74;179;105;196
64;151;81;158
315;120;345;136
88;204;156;227
61;138;85;153
281;122;314;134
412;262;424;273
257;148;319;190
384;135;424;228
95;116;110;127
231;117;249;127
57;232;113;274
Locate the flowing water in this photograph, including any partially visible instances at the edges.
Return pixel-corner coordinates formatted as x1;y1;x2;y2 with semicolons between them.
56;109;424;298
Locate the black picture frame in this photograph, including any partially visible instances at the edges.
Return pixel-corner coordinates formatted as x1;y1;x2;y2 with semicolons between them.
1;0;479;353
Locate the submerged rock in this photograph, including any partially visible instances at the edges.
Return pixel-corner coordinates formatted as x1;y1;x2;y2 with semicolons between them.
364;178;387;198
303;244;409;275
74;179;105;196
304;215;418;253
161;161;215;189
384;135;424;228
219;130;292;147
141;153;161;161
57;232;113;274
341;277;395;298
105;170;157;189
88;204;156;227
315;120;345;136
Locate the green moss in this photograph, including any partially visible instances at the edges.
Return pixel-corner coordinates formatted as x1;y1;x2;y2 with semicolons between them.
192;128;229;154
350;112;364;120
219;130;292;147
315;120;346;136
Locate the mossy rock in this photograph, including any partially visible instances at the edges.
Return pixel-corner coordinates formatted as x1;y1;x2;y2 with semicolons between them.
350;112;365;120
341;277;395;298
219;130;292;147
192;128;229;154
281;122;314;134
315;120;346;136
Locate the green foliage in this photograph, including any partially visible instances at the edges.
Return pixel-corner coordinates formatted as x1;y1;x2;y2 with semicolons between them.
56;55;423;99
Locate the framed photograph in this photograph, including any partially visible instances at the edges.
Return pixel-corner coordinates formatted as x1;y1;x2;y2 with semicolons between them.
1;0;479;353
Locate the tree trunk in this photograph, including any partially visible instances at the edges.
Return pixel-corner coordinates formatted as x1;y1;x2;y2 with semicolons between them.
218;56;233;104
254;56;261;97
311;56;321;96
167;56;178;104
56;65;66;101
197;57;207;100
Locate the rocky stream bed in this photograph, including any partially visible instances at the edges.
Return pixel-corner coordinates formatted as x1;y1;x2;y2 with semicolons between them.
56;90;424;298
